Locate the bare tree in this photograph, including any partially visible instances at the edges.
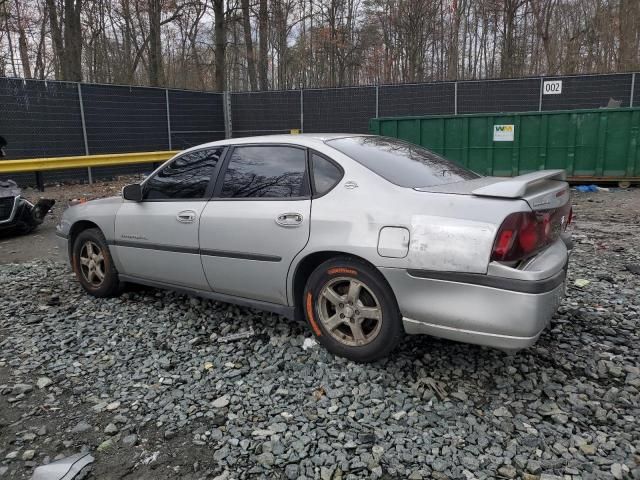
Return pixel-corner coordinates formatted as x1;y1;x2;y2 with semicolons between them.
257;0;268;89
0;0;637;90
240;0;257;90
618;0;639;71
44;0;83;81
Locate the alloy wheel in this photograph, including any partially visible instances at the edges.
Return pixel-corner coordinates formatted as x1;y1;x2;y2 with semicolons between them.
317;277;383;347
79;240;106;287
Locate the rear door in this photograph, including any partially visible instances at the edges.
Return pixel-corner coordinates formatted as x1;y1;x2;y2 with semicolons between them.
114;147;224;290
199;145;311;305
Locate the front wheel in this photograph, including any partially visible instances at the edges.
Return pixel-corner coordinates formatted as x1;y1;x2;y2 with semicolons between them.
303;257;403;362
72;228;121;297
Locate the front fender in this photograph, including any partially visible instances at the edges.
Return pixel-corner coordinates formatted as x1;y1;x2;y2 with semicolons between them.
58;196;123;269
59;196;122;242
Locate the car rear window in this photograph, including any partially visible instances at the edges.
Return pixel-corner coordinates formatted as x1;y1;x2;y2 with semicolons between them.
326;136;480;188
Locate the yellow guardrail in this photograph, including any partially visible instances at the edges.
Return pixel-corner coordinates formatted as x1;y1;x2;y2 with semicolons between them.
0;151;180;174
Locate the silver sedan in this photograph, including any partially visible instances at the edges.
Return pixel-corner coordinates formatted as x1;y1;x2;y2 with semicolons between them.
57;134;572;362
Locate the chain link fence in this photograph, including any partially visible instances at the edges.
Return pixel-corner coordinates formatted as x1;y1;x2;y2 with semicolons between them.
231;90;301;137
0;72;637;186
458;78;541;113
0;79;225;186
379;82;455;117
303;86;376;133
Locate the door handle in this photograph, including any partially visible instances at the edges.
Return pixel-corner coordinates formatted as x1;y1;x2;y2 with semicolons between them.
275;212;303;227
176;210;196;223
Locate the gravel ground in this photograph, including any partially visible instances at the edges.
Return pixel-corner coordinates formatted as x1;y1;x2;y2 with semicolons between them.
1;188;639;480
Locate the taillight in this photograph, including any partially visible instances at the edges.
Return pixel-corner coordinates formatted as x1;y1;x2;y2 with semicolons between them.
518;216;539;252
491;203;571;262
494;230;515;258
566;207;573;229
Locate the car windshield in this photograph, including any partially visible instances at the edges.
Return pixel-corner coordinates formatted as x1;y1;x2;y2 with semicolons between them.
326;136;480;188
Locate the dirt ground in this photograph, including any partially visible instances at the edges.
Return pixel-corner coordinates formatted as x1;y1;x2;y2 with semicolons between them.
0;177;143;264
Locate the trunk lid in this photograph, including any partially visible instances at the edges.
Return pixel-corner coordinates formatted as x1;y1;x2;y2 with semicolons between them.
415;169;570;212
416;170;572;262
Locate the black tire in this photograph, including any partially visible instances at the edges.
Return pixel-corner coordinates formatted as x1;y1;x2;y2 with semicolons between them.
72;228;121;297
303;256;403;362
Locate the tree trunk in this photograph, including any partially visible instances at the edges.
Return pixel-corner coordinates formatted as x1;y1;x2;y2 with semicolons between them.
34;1;48;79
241;0;258;90
500;0;517;77
258;0;269;90
45;0;83;81
530;0;557;74
618;0;639;70
44;0;64;78
447;0;462;80
13;0;32;78
213;0;226;91
148;0;163;86
63;0;83;81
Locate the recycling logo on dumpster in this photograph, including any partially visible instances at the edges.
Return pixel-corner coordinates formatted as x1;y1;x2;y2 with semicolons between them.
493;124;515;142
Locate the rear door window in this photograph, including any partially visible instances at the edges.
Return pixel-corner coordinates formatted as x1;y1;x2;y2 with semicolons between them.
326;136;480;188
144;147;223;200
218;146;309;198
311;152;343;196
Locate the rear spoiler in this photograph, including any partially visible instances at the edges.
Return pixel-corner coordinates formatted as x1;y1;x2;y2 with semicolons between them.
472;170;566;198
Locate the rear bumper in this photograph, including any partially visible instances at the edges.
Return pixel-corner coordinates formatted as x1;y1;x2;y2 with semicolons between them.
380;238;569;352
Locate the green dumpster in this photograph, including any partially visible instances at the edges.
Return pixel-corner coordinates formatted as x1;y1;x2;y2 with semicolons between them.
369;108;640;183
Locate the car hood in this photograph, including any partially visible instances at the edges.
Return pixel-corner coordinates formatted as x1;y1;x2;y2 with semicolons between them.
64;195;122;220
83;196;123;206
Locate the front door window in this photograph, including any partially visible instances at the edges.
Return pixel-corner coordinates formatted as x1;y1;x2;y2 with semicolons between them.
144;148;223;200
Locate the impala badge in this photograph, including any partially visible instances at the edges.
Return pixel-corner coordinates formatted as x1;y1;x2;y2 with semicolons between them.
121;233;147;240
344;181;358;190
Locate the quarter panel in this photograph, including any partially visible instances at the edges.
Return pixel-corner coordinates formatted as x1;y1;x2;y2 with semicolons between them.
288;148;532;303
408;216;496;272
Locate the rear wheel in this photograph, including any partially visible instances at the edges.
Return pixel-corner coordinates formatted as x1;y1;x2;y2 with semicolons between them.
303;257;403;362
72;228;121;297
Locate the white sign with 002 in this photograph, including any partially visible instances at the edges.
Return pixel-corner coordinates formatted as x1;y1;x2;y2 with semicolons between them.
543;80;563;95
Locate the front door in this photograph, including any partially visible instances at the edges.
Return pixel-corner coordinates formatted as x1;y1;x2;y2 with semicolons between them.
199;145;311;305
114;147;223;290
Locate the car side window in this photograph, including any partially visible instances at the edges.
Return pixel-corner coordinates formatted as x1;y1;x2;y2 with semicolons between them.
311;152;343;196
219;146;309;198
144;148;222;200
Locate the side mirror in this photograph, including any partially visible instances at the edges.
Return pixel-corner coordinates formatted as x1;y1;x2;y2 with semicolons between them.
122;184;143;202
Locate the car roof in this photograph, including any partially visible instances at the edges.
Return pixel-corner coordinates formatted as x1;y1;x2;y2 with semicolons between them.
180;133;373;153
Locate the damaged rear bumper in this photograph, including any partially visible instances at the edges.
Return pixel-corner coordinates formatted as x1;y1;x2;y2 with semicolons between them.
380;238;570;352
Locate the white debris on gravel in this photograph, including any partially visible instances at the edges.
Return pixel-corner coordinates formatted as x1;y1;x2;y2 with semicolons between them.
302;337;318;350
